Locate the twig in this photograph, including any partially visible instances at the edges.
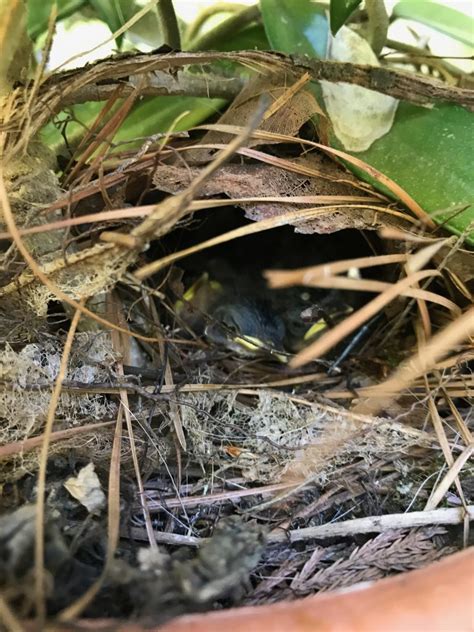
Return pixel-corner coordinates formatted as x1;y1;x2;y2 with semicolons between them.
143;482;297;512
22;50;474;139
128;527;201;546
127;506;474;546
41;70;244;105
270;506;474;543
292;54;474;109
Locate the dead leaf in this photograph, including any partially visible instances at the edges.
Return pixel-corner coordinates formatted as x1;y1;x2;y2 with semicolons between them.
152;155;412;234
188;71;323;164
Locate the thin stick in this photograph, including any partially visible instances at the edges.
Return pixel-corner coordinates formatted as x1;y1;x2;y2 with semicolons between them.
144;482;297;512
269;506;474;543
127;506;474;546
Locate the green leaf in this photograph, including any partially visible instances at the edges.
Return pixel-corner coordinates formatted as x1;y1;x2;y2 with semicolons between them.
260;0;473;243
260;0;329;59
27;0;86;40
41;97;224;157
88;0;128;47
111;96;225;148
211;24;270;52
354;103;474;245
41;102;108;155
393;1;474;46
330;0;362;35
185;23;270;82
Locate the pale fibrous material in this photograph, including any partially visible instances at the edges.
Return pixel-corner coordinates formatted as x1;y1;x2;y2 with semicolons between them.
0;335;117;480
180;390;426;483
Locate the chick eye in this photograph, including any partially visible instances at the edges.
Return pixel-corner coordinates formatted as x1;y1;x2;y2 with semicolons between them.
222;316;238;332
213;305;240;333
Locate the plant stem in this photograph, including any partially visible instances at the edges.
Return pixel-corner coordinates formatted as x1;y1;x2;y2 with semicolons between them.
386;38;465;79
187;4;260;52
157;0;181;50
365;0;388;55
184;3;245;47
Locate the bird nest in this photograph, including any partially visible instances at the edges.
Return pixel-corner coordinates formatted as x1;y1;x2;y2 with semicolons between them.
0;47;472;628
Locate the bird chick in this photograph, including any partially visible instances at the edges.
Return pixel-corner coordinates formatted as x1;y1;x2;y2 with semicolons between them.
174;273;287;362
205;296;287;362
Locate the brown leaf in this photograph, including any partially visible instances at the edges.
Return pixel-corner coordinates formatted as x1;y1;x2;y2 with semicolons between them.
152;155;409;234
187;72;323;164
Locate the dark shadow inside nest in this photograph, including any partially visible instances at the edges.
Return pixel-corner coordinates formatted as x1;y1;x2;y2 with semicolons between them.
133;205;388;378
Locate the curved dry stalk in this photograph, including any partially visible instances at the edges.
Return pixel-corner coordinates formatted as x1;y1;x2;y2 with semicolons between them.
35;300;84;624
266;253;409;283
290;269;442;367
353;307;474;415
0;194;380;240
196;125;435;227
133;204;413;278
425;445;474;511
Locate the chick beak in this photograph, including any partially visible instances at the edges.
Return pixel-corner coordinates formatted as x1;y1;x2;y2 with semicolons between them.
233;335;288;363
